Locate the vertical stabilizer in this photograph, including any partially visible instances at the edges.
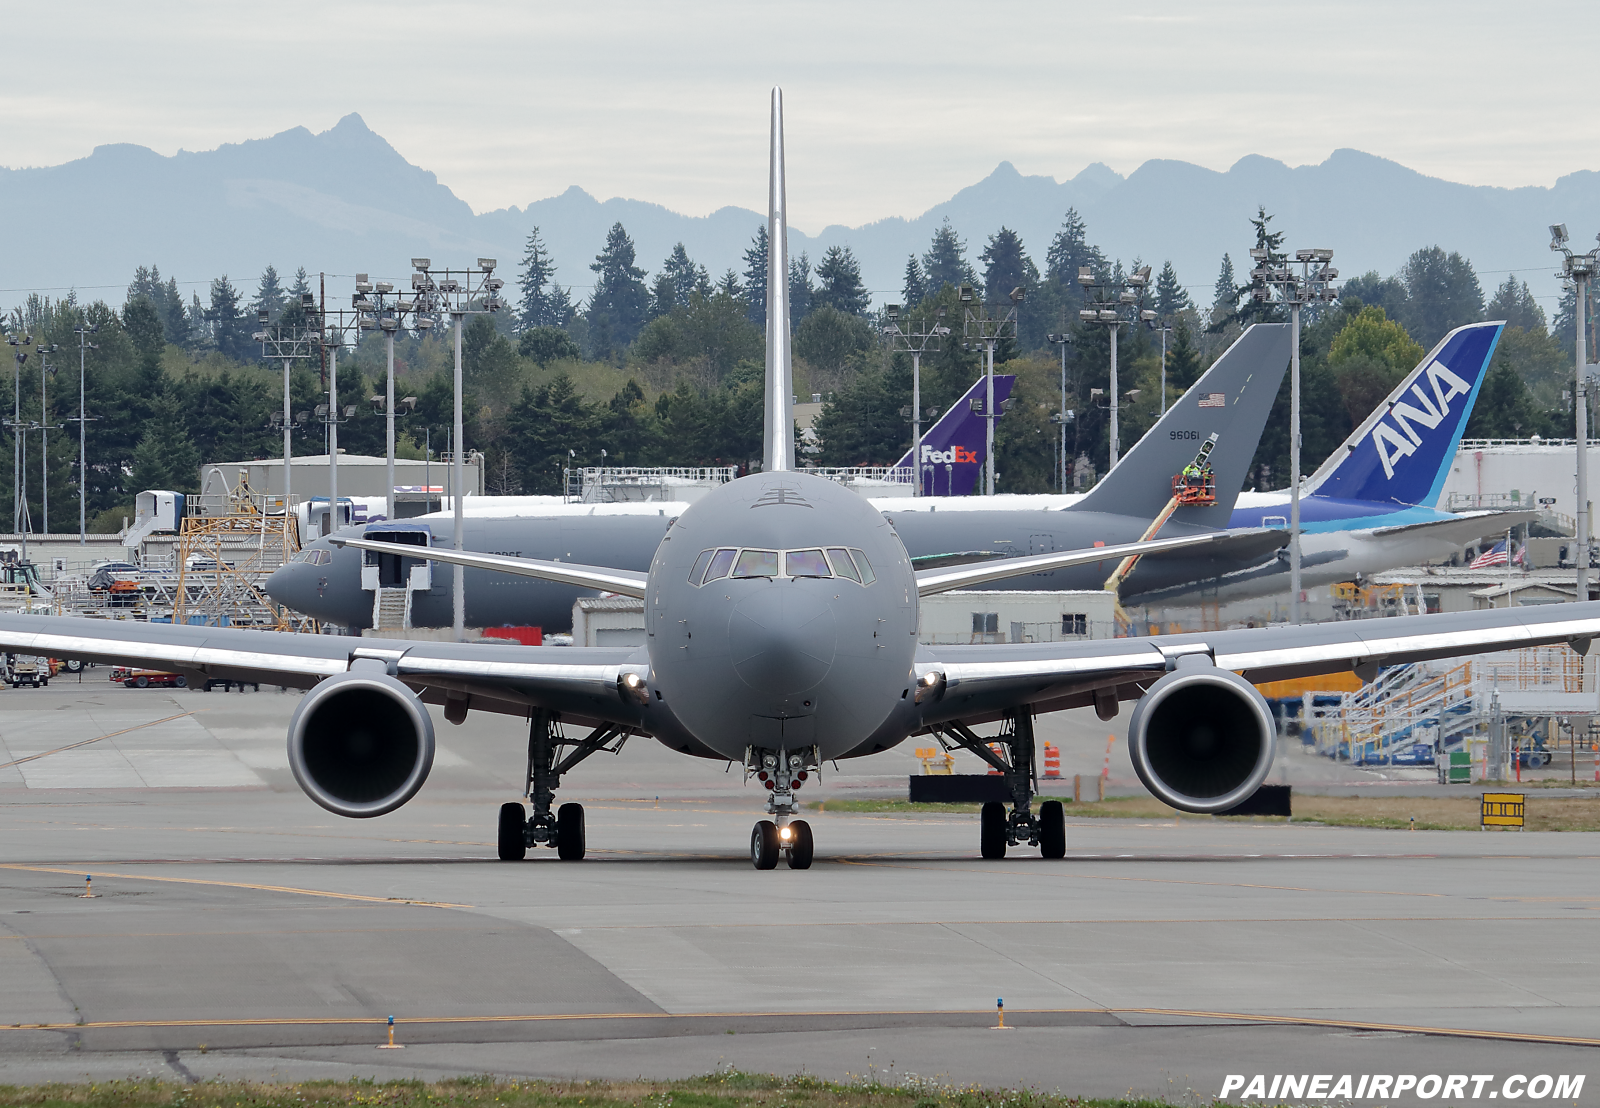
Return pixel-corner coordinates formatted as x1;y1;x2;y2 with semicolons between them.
764;88;795;473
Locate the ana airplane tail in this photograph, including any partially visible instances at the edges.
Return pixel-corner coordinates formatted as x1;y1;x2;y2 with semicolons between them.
1302;320;1504;508
892;374;1016;496
1074;323;1292;524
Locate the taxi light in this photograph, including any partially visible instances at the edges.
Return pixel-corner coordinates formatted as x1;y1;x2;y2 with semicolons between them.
779;826;793;840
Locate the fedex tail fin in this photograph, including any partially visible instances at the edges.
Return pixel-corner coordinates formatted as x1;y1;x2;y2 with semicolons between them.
1075;323;1291;524
893;374;1016;496
1304;320;1504;507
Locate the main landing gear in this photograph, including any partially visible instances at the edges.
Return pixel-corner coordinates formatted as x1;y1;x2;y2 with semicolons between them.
933;709;1065;860
497;709;628;862
747;745;819;870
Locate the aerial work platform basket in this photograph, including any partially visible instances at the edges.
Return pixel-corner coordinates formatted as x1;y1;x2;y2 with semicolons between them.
1171;471;1217;506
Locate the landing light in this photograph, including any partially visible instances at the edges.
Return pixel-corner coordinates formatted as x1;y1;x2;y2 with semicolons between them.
779;826;793;841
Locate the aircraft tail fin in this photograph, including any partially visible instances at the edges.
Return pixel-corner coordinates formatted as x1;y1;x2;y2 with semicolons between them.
893;374;1016;495
1075;323;1291;524
762;88;795;474
1303;320;1504;507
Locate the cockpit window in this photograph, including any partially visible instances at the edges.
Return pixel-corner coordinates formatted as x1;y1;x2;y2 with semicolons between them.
850;549;876;584
785;549;830;577
732;549;780;577
689;549;716;585
702;548;737;583
825;548;860;582
293;549;330;565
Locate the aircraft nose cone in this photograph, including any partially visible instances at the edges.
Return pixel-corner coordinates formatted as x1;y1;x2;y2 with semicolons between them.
728;587;835;695
264;563;294;603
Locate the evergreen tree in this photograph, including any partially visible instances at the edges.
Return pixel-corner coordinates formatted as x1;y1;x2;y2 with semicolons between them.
516;227;574;331
1340;271;1410;321
1044;208;1104;298
1464;361;1555;438
1399;246;1483;347
813;246;871;316
1166;323;1202;390
1210;254;1237;321
742;225;769;328
586;222;650;354
789;252;813;324
506;373;597;494
288;267;312;300
921;218;974;295
1153;261;1190;318
519;326;580;366
901;255;926;307
189;293;210;349
161;277;190;347
254;265;285;321
130;395;200;493
123;298;165;359
661;243;710;310
717;269;742;298
980;228;1037;308
1487;276;1546;333
206;276;249;360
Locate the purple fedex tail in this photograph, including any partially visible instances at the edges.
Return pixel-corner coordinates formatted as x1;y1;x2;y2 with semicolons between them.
892;374;1016;496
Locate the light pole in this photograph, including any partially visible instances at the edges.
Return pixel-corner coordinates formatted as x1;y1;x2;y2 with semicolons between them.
71;323;97;544
36;344;58;533
960;284;1023;495
354;275;421;522
880;305;948;495
410;257;505;640
312;303;362;536
6;331;31;534
1151;320;1173;415
1046;333;1074;492
1248;246;1339;625
1551;224;1600;602
1076;266;1154;467
252;314;319;531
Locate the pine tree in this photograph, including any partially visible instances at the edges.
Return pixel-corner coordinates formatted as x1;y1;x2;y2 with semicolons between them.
661;243;710;310
1044;208;1104;288
921;219;974;295
789;252;813;325
254;265;285;321
742;226;769;328
1211;254;1237;322
980;228;1036;308
130;395;200;493
288;267;312;300
814;246;871;316
901;256;926;307
516;227;574;331
161;277;190;346
718;269;742;298
1154;261;1191;319
1166;323;1201;390
586;223;650;353
1487;276;1547;333
207;276;249;360
1400;246;1483;347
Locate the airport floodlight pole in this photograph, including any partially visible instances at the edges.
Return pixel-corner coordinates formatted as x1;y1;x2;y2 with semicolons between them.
315;303;362;534
1249;246;1339;625
36;344;58;533
1047;334;1074;493
355;275;420;523
5;331;31;534
880;304;949;495
253;313;319;533
71;322;97;545
1152;320;1173;415
961;284;1023;495
410;257;505;641
1076;266;1155;468
1551;224;1600;602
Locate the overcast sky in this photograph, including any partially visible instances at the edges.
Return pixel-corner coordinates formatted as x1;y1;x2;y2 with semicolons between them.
5;1;1597;232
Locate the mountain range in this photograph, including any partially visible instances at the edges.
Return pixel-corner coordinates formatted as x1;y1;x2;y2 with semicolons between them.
3;112;1594;316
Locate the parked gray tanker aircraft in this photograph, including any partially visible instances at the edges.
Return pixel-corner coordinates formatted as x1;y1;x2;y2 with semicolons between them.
3;90;1599;869
265;323;1295;631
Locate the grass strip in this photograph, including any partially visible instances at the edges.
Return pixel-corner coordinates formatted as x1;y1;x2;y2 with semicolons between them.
0;1072;1182;1108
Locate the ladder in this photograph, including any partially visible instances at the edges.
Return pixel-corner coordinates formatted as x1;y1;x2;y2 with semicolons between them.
372;587;409;631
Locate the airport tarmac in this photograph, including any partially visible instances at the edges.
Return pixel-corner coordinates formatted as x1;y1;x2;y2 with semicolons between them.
1;672;1597;1097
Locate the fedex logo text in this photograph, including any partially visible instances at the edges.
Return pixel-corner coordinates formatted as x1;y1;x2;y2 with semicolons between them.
921;445;980;465
1371;359;1473;479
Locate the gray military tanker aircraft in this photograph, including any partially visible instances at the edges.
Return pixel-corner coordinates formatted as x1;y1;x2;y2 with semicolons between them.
3;90;1599;871
265;322;1294;632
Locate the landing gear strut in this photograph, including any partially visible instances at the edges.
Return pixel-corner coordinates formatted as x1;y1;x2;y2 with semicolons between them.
934;709;1065;859
746;745;818;870
497;709;628;861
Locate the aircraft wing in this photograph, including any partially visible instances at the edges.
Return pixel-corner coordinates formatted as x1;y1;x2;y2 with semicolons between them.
913;532;1229;596
1366;509;1540;541
0;613;645;724
917;601;1600;726
335;536;649;598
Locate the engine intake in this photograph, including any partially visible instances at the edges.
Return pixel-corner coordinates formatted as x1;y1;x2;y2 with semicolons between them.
1126;664;1275;813
288;670;435;818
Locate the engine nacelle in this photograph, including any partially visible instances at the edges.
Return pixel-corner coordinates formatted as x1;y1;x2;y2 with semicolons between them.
288;670;436;818
1126;663;1276;813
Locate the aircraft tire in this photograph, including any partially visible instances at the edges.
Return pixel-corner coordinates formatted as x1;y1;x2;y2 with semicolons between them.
980;802;1007;859
1039;800;1066;858
751;820;779;869
497;802;527;861
785;820;813;869
556;802;586;860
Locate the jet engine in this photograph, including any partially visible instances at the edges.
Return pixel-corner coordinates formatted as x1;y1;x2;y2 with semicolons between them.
288;670;436;818
1126;663;1276;813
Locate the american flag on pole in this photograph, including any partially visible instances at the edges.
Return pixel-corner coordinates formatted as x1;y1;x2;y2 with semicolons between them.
1470;539;1511;568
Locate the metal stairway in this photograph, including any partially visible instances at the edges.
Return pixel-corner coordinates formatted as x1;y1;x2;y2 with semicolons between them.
372;587;409;631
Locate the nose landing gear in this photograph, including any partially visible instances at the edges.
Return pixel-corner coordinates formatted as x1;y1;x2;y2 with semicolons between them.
747;745;819;869
497;709;628;862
